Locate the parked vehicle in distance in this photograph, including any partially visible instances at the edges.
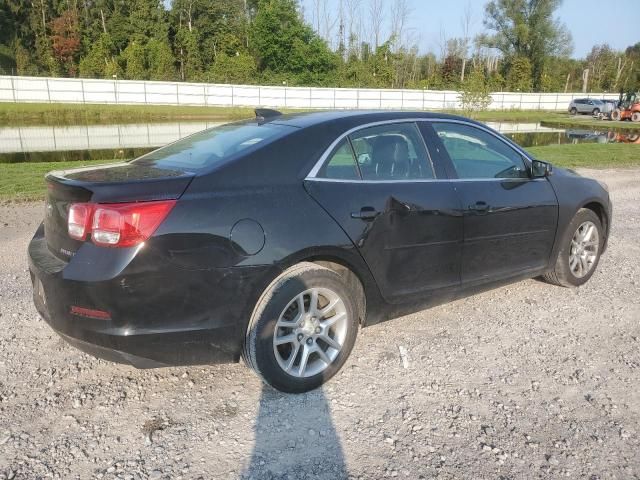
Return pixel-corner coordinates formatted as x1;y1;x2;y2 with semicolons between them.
28;110;612;393
569;98;611;116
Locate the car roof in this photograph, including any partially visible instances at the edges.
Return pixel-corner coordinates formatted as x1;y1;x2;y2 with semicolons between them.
270;110;474;129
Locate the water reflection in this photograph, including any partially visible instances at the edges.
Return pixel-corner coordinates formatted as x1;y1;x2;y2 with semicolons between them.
506;129;640;148
0;120;637;163
0;121;222;163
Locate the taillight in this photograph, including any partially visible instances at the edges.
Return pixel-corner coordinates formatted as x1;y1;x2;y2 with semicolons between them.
68;203;94;241
68;200;176;248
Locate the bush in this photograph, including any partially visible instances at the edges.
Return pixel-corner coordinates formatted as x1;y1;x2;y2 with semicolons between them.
459;67;492;114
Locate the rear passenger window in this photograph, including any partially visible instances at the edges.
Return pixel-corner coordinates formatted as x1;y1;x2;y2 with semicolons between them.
349;123;434;180
319;139;360;180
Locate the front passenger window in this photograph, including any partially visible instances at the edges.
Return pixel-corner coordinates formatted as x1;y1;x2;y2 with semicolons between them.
432;123;529;180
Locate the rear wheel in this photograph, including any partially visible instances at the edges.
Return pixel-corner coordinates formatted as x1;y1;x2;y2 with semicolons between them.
570;107;577;115
592;108;600;116
543;209;603;287
611;109;622;121
632;112;640;122
243;263;359;393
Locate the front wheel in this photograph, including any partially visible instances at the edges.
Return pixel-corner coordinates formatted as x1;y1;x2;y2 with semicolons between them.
243;263;359;393
632;112;640;122
592;108;600;116
570;107;577;115
543;209;603;287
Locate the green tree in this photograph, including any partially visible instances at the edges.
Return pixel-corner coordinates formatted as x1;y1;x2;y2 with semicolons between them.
15;43;39;75
79;32;118;78
506;56;532;91
174;24;202;81
209;52;257;84
178;0;247;71
146;38;176;80
621;43;640;91
586;44;618;92
129;0;168;42
122;41;146;79
250;0;337;83
481;0;572;91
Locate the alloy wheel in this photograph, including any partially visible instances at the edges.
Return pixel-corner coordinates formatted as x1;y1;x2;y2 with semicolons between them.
569;221;599;278
273;287;348;378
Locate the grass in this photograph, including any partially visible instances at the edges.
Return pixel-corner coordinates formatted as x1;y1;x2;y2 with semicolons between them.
461;110;566;122
527;143;640;169
0;103;257;126
0;159;117;202
2;143;638;202
3;102;639;133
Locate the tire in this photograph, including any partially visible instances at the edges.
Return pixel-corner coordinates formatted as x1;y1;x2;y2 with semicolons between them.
570;107;577;115
543;209;604;287
592;108;600;116
243;262;359;393
611;109;622;121
632;112;640;122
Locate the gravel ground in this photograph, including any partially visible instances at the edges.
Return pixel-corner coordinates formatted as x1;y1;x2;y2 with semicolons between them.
1;168;639;480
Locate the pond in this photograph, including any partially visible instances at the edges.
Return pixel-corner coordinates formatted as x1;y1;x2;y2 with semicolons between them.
0;120;637;163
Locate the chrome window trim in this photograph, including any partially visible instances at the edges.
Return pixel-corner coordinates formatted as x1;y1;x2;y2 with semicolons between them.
305;117;535;182
306;177;547;184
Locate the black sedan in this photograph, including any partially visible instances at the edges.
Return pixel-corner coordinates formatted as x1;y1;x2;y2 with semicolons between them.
28;110;612;393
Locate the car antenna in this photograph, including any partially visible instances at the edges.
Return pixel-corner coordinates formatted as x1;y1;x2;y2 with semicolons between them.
255;108;282;124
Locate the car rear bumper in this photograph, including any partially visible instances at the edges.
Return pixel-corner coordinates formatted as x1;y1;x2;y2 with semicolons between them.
28;225;275;368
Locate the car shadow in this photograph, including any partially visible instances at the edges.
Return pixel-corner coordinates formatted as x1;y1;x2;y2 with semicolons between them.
243;386;348;479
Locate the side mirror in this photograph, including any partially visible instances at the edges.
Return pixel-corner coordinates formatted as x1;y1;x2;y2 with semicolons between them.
531;159;552;178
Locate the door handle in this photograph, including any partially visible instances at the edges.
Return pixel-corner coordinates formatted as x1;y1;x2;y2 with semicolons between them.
469;201;490;212
351;206;379;220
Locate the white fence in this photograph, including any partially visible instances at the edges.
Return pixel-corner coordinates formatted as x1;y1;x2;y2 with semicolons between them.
0;75;620;111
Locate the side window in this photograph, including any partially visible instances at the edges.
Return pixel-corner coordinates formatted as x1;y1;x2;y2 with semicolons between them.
349;123;434;180
432;122;529;179
318;139;360;180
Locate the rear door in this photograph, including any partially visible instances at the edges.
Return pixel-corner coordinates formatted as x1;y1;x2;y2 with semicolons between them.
579;99;590;113
426;121;558;284
305;121;463;303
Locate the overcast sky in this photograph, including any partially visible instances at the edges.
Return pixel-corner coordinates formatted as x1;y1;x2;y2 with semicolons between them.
299;0;638;58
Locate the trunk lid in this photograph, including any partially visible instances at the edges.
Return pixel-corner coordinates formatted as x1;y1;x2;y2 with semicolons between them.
44;162;194;260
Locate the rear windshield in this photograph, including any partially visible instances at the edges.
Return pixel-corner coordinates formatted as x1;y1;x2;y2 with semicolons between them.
131;121;296;172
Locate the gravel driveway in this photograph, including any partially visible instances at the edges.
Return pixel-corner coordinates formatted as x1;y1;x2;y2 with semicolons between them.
1;168;639;480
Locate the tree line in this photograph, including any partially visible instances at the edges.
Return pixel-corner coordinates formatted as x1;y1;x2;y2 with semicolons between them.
0;0;638;94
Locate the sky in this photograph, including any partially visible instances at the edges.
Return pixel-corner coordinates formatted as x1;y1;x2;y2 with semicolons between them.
299;0;639;58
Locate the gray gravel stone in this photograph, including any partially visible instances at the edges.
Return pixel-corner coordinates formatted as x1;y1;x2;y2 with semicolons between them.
0;169;639;479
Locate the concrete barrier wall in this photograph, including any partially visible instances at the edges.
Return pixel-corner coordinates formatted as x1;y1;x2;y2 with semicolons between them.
0;75;620;111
